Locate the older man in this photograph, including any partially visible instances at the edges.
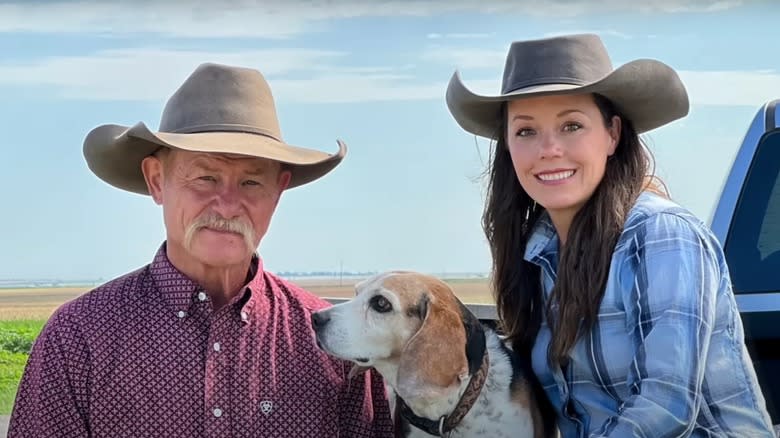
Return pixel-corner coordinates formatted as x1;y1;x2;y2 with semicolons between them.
9;63;394;437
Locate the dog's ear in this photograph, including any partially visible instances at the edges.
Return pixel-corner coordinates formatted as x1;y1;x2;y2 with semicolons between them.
458;299;486;376
396;292;470;401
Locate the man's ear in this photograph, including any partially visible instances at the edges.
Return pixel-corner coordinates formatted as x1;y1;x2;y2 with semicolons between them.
273;168;292;207
141;155;165;205
278;168;292;191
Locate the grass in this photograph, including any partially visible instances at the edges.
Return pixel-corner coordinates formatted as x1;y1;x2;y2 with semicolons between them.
0;319;46;415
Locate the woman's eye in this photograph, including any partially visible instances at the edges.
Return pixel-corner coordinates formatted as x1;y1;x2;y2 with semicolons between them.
516;128;535;137
198;176;216;182
563;123;582;132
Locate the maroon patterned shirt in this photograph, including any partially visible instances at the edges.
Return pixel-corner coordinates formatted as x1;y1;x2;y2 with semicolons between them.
9;243;394;437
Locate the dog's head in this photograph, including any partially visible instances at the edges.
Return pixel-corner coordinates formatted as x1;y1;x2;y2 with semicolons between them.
311;271;485;401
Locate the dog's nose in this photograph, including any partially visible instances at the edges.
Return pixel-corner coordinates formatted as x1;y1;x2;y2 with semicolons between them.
311;311;330;330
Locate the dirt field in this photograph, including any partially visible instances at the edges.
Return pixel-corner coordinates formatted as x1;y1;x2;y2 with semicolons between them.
0;277;494;320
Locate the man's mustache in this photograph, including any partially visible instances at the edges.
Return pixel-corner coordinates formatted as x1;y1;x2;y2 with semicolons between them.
184;212;256;251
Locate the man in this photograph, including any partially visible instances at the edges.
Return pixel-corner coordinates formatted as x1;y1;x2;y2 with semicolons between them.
9;63;394;437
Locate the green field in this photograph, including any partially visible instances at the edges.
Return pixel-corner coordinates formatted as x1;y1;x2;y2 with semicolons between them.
0;320;45;414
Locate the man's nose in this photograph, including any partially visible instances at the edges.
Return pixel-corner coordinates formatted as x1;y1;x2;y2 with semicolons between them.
212;185;243;217
311;311;331;330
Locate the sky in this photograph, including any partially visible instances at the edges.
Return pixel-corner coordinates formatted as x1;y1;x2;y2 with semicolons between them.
1;0;779;282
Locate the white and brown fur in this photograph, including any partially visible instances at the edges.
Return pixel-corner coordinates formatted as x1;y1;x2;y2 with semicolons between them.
311;271;557;437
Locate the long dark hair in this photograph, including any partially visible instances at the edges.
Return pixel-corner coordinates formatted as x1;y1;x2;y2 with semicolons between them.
483;93;663;366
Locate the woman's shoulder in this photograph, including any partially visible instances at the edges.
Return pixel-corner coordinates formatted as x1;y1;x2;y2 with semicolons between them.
618;191;717;252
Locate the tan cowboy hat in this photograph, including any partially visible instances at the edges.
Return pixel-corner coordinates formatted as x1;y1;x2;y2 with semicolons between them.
83;62;346;195
446;33;690;138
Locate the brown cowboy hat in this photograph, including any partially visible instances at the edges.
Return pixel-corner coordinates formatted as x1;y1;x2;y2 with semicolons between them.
446;33;690;138
83;62;346;195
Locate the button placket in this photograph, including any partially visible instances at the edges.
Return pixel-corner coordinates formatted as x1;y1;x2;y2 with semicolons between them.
205;305;235;433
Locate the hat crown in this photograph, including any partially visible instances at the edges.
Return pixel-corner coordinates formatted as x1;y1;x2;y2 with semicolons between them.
159;63;282;141
501;33;613;94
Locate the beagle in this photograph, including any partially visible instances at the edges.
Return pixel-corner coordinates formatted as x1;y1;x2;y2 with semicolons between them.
311;271;557;437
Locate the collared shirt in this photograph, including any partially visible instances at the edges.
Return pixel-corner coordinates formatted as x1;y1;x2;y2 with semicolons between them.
9;243;394;437
527;191;775;437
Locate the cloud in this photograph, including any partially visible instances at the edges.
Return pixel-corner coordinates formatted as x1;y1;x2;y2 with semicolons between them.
427;33;496;40
423;48;506;70
0;0;744;38
543;29;633;39
1;45;776;107
678;69;780;107
0;48;344;101
0;47;463;103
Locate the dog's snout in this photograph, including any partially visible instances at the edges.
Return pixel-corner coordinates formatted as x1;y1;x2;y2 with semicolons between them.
311;311;330;330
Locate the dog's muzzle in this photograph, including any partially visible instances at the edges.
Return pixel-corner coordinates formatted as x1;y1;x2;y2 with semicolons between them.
310;311;330;332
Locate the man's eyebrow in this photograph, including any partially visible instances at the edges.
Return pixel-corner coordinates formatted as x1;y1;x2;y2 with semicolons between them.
246;167;269;176
190;159;219;172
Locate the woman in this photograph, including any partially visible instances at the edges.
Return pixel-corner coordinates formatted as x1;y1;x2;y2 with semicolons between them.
445;33;775;437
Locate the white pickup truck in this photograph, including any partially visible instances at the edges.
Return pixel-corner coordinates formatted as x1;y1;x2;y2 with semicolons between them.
710;98;780;426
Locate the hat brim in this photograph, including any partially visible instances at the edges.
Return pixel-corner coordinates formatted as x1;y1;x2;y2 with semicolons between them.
446;59;689;138
83;122;346;195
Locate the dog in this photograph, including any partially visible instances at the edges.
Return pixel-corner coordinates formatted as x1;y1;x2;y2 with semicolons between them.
311;271;557;437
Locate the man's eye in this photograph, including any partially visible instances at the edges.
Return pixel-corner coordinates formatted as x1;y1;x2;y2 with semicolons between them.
369;295;393;313
243;180;261;186
198;176;216;182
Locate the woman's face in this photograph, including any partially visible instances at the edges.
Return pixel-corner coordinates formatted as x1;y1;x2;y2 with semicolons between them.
506;93;621;223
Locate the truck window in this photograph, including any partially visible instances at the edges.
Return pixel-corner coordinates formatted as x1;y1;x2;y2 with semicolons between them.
725;130;780;293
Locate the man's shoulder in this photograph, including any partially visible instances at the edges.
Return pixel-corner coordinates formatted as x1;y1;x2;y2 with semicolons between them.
264;272;337;312
55;265;152;319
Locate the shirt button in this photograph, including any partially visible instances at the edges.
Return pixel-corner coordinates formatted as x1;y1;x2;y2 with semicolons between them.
213;407;222;418
213;342;221;352
240;311;248;321
177;310;186;318
198;292;207;301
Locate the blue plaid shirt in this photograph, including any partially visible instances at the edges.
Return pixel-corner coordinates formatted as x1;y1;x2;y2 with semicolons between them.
527;191;774;437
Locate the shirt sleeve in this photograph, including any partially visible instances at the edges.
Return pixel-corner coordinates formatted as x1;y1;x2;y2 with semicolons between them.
337;365;395;437
8;304;90;437
590;212;720;437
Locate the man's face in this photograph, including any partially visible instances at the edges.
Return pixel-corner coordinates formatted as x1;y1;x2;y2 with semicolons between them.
142;148;291;268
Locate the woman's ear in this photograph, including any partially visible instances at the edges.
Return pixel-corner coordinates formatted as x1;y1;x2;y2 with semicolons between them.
607;115;622;156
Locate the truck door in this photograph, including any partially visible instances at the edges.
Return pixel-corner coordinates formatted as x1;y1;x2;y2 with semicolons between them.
723;110;780;423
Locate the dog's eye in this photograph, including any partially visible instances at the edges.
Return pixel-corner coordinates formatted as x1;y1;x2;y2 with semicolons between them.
369;295;393;313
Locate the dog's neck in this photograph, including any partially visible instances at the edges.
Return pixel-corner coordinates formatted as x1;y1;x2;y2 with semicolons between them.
375;361;471;420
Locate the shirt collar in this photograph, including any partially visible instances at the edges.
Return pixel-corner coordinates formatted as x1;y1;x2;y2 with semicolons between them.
523;211;560;266
149;242;266;319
